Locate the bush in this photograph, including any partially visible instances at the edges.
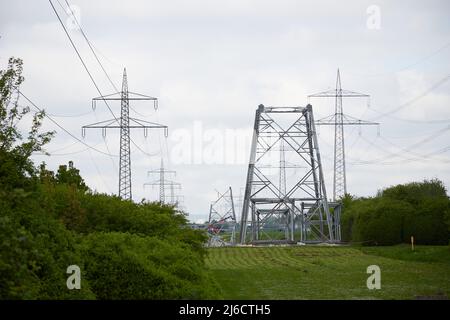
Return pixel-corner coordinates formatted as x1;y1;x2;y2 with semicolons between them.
79;232;219;299
0;191;95;299
341;180;450;245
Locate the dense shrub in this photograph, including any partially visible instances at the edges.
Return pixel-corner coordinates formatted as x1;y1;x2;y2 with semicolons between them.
341;180;450;245
79;232;218;299
0;191;95;299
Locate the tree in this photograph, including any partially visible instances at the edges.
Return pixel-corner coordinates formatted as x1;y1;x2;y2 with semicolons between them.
56;161;88;191
0;57;54;190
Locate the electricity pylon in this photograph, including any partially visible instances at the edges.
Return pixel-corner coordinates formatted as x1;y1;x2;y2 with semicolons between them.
82;68;168;200
279;139;286;198
308;69;378;201
207;187;237;246
239;104;336;244
144;158;182;205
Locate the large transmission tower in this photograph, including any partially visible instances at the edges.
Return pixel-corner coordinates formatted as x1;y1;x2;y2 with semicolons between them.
239;104;337;244
279;139;286;198
308;69;378;201
207;187;237;247
82;69;168;200
144;158;182;205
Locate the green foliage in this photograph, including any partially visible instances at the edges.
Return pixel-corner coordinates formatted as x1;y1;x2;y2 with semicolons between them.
342;179;450;245
0;192;95;299
351;198;413;245
79;232;218;299
0;57;54;191
0;58;217;300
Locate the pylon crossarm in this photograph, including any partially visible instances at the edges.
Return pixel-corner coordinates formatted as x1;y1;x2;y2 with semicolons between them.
93;92;157;101
127;91;158;99
129;117;168;127
92;91;121;100
82;118;120;128
308;89;369;98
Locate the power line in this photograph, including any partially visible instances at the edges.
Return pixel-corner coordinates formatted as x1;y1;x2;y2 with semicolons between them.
19;91;117;157
51;0;163;161
368;74;450;121
50;0;166;184
62;0;119;92
348;125;450;165
346;40;450;78
48;0;118;123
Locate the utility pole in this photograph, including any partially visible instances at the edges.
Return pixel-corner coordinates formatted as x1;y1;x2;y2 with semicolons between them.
82;69;168;200
144;158;182;205
308;69;378;201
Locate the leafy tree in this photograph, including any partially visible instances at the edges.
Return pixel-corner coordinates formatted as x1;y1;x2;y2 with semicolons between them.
55;161;88;191
0;57;54;191
341;180;450;245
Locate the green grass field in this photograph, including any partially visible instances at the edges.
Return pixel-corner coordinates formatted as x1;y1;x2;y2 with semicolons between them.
206;245;450;299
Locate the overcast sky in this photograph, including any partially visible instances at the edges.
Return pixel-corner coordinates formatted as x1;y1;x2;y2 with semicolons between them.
1;0;449;222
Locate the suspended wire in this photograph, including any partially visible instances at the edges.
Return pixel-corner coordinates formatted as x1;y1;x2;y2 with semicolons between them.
368;73;450;121
349;125;450;164
46;110;94;118
87;148;113;194
48;0;118;123
318;123;450;165
50;0;160;163
20;91;118;157
369;109;450;124
60;0;119;93
49;0;120;175
346;40;450;77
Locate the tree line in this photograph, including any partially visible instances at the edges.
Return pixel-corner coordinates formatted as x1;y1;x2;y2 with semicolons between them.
341;179;450;245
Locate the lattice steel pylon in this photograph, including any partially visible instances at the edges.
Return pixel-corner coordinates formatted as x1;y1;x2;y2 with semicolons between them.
239;104;337;244
308;69;378;201
144;158;182;205
208;187;237;247
82;69;168;200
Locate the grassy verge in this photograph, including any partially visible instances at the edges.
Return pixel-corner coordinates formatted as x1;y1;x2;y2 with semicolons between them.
206;245;450;299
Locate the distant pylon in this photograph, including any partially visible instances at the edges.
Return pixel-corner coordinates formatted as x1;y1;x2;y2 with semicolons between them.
308;69;379;201
207;187;237;246
82;69;168;200
144;158;182;205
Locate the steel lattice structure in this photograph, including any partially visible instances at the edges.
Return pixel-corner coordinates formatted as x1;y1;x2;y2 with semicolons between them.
144;158;183;206
82;69;168;200
239;104;338;244
207;187;237;247
308;69;378;201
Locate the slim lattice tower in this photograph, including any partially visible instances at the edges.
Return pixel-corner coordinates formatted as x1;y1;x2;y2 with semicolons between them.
308;69;377;201
119;69;132;199
82;69;168;200
144;158;182;205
